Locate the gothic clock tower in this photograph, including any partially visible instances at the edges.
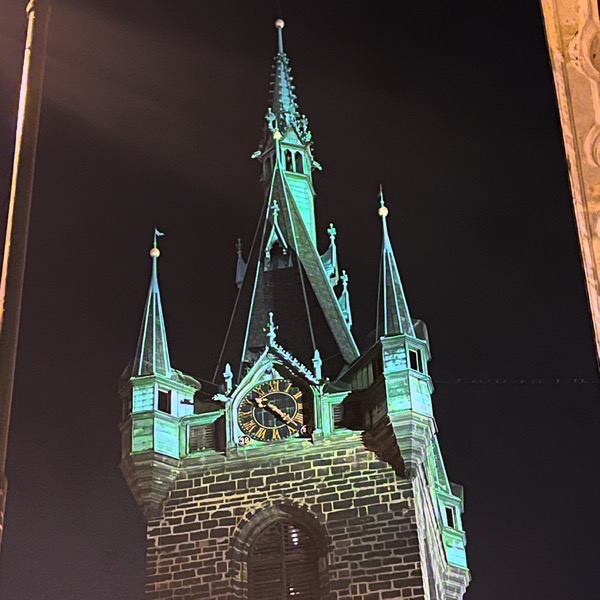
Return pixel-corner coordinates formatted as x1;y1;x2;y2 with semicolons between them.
119;19;470;600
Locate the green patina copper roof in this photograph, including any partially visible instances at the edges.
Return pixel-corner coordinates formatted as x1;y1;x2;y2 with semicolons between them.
376;189;415;337
132;232;172;378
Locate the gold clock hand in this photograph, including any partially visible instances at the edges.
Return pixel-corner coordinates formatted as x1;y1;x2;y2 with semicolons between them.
268;403;293;423
272;405;300;429
253;396;298;428
255;397;268;408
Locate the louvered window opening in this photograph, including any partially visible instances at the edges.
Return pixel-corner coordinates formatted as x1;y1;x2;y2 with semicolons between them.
333;404;344;427
249;521;319;599
188;424;215;452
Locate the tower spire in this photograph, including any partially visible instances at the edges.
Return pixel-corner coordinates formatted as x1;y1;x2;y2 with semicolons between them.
376;187;415;338
268;19;311;143
132;230;172;377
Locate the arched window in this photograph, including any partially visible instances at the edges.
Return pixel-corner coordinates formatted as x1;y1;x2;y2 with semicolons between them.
294;151;304;174
285;149;294;171
265;242;290;271
230;503;329;599
249;519;319;599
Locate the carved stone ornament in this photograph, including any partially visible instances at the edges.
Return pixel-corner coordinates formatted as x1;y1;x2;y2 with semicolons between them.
568;3;600;82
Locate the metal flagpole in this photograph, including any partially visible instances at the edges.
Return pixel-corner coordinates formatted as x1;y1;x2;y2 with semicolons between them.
0;0;51;550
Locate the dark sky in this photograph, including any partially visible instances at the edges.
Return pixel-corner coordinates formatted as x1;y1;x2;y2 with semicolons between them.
0;1;598;598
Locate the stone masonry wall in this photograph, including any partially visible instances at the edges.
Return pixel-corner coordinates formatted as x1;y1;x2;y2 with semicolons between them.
145;432;427;600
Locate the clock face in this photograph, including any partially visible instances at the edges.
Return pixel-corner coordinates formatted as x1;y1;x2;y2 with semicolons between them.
238;379;304;442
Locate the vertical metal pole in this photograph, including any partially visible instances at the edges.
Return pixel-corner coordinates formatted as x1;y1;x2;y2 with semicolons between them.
0;0;50;549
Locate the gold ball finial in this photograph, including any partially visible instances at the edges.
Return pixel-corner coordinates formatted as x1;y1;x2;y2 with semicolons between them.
378;205;389;218
275;18;285;29
273;130;282;140
150;247;160;258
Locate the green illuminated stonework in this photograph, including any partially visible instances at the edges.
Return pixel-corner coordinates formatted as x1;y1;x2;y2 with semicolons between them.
119;20;469;600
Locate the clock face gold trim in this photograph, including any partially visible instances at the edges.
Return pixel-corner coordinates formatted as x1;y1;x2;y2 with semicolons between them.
238;379;304;442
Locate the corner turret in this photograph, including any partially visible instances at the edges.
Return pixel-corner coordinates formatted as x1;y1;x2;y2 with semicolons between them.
119;232;200;517
375;191;435;475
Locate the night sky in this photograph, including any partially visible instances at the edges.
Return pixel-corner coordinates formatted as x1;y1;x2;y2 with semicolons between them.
0;1;598;598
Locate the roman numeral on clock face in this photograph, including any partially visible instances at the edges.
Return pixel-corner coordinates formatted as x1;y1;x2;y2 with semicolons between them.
241;419;257;433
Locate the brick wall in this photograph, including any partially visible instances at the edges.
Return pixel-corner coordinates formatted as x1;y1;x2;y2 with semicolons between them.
145;429;428;600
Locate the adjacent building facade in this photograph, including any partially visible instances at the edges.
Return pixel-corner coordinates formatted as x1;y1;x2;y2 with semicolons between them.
541;0;600;366
119;20;470;600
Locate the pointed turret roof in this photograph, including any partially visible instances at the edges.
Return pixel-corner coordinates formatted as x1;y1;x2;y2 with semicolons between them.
376;188;415;338
267;19;312;144
132;231;172;377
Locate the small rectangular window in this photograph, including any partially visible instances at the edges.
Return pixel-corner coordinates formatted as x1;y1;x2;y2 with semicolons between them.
445;506;455;528
409;349;423;372
158;390;171;414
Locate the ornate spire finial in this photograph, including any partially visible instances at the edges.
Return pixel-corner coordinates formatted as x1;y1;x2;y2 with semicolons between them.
312;348;322;380
265;311;278;346
223;363;233;393
270;198;280;222
378;185;389;218
341;269;349;291
275;19;285;54
337;269;353;328
151;228;164;255
327;223;337;243
321;223;339;286
265;107;276;132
